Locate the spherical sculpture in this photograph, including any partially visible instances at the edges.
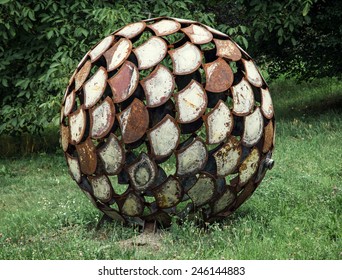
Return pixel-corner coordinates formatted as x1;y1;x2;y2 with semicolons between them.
60;17;275;227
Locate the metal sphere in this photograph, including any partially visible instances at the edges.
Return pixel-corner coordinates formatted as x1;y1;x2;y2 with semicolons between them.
60;17;275;227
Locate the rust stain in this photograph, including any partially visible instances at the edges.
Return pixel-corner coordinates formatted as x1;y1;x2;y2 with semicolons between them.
75;60;91;91
204;58;233;93
214;39;241;61
263;120;274;153
76;138;97;175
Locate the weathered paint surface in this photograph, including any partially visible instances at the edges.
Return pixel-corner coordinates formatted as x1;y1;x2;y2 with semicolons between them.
175;80;207;123
88;175;113;202
60;124;69;152
90;97;115;139
188;174;216;207
263;120;274;153
231;78;254;116
242;107;264;147
115;22;146;39
242;59;263;87
98;133;124;175
104;38;132;72
170;17;197;24
153;176;182;208
66;153;81;183
89;35;114;62
181;24;213;45
83;67;107;109
77;50;90;69
213;136;242;176
69;107;86;144
148;115;179;158
64;90;76;116
204;100;233;144
108;61;139;103
169;42;202;75
121;192;144;216
202;24;229;38
127;153;157;192
261;87;274;119
176;138;207;176
141;64;174;107
117;98;149;144
133;36;167;70
214;39;241;61
75;60;91;91
148;19;181;36
204;58;234;93
239;148;260;186
76;138;97;175
212;188;235;214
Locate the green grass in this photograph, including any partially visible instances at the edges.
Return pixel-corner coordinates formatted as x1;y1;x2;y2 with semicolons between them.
0;77;341;260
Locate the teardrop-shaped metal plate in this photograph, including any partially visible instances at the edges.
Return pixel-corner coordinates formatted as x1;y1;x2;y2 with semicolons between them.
261;87;274;119
98;133;125;175
231;78;254;116
212;187;235;214
141;64;175;108
202;24;229;38
77;50;90;69
148;19;181;36
175;80;207;124
263;120;274;153
117;98;149;144
89;35;114;62
214;39;241;61
115;22;146;39
169;42;202;75
83;66;107;109
103;38;132;72
60;123;69;152
88;174;113;202
204;100;233;144
242;107;264;147
176;138;208;176
76;138;97;175
147;115;180;159
203;58;234;93
153;176;182;209
69;106;86;145
127;153;157;192
64;90;76;116
89;96;115;139
181;24;213;44
121;192;144;216
133;36;167;70
66;153;81;183
242;59;263;87
188;174;216;207
75;60;91;91
239;147;260;186
108;61;139;103
213;136;242;177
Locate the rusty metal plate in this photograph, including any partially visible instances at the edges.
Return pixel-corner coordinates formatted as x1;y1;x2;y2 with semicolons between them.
75;60;92;92
98;133;125;175
263;120;274;153
176;137;208;176
231;78;254;116
153;176;182;209
77;50;90;69
69;106;86;145
169;42;202;75
127;153;157;193
213;136;242;177
203;100;233;145
64;90;76;116
140;64;175;108
214;39;241;61
89;96;115;139
239;147;260;186
133;36;167;70
147;115;180;159
212;187;235;215
115;22;146;39
83;66;107;109
60;123;70;152
103;38;132;72
89;35;114;62
76;138;97;175
181;24;213;45
202;24;229;38
242;59;263;87
175;80;207;124
148;19;181;36
66;153;82;183
261;87;274;119
117;98;149;144
203;58;234;93
88;174;113;202
108;61;139;103
188;174;216;207
121;192;144;216
242;107;264;147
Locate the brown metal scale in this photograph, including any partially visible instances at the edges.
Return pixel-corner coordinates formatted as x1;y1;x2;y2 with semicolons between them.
60;17;275;227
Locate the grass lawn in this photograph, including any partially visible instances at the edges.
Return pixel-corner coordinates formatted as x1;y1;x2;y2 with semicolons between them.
0;77;341;260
